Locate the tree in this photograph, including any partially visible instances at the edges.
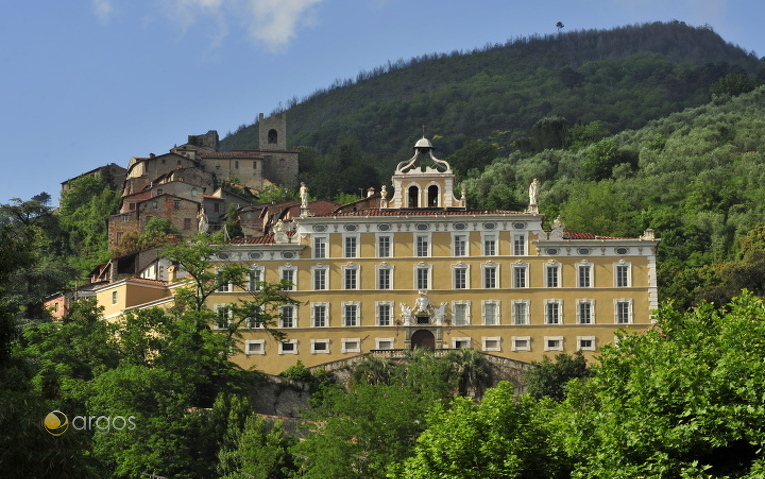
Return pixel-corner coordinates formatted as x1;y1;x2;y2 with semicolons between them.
561;293;765;477
525;351;591;402
293;382;431;479
0;222;97;478
110;217;179;257
219;415;297;479
393;383;570;479
349;355;394;386
223;203;244;240
57;175;120;275
444;348;493;398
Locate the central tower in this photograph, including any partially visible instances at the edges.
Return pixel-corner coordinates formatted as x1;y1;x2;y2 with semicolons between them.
385;138;465;210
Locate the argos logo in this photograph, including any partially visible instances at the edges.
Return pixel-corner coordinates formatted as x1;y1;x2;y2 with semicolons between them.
44;410;137;435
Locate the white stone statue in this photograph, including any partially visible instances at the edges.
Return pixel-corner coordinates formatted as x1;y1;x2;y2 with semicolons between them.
434;302;447;325
380;185;388;200
273;219;285;233
413;293;431;314
197;207;209;232
553;216;564;231
529;178;539;206
300;182;309;208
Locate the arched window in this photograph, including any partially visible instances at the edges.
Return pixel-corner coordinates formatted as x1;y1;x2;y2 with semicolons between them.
428;185;439;207
268;129;278;144
408;185;419;208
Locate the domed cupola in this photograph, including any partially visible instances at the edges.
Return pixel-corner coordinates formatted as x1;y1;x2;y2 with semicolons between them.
385;137;465;210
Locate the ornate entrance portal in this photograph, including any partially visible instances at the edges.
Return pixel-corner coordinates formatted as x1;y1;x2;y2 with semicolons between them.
410;329;436;349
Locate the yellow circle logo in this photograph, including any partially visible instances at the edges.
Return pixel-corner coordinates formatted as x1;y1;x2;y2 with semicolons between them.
44;410;69;436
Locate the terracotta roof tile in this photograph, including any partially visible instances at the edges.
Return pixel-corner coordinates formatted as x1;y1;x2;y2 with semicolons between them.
313;208;525;217
561;232;628;240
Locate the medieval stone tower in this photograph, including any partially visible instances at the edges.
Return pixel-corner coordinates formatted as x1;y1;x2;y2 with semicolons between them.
258;112;288;151
258;112;297;187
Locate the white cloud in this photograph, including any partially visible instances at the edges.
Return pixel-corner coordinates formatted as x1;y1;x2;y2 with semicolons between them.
159;0;323;52
91;0;116;23
244;0;322;52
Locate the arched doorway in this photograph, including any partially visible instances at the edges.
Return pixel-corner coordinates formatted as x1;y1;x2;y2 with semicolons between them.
411;329;435;349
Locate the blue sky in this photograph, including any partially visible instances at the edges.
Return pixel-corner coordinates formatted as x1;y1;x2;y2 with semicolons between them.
1;0;763;204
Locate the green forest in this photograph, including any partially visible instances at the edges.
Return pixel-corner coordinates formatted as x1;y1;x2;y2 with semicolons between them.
4;20;765;477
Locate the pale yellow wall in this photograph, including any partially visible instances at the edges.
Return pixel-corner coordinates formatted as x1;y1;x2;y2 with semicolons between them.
209;221;657;375
96;281;172;321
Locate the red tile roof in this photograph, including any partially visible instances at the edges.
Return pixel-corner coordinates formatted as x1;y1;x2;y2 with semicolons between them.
230;233;277;245
561;232;628;240
313;208;525;217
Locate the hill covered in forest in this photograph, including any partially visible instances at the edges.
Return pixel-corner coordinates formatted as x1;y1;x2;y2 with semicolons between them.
221;21;762;199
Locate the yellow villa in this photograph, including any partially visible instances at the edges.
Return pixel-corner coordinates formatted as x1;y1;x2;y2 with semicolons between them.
86;137;659;375
211;138;659;374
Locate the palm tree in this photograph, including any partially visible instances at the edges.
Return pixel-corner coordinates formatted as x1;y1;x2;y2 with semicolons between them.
350;355;394;386
445;348;494;399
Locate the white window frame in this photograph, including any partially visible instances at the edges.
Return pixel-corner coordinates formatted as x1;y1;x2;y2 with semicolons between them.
376;301;393;326
311;302;329;327
615;299;633;324
512;261;529;288
376;263;393;290
311;339;330;354
279;264;297;291
512;336;531;352
375;338;395;350
342;301;360;327
248;265;264;292
452;233;468;257
545;261;561;288
214;304;232;330
512;300;530;325
343;263;359;290
414;233;432;257
452;262;469;289
513;233;527;256
278;340;298;355
614;260;632;288
414;262;432;290
342;338;361;353
246;305;264;329
482;336;501;352
577;336;596;351
111;290;118;305
452;337;471;349
577;299;595;324
245;339;265;355
482;300;501;325
482;261;499;289
376;234;392;258
344;234;359;258
544;299;563;324
577;260;593;288
313;235;328;259
452;300;471;326
481;233;497;256
280;304;296;328
311;264;328;291
544;336;564;351
216;268;232;292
